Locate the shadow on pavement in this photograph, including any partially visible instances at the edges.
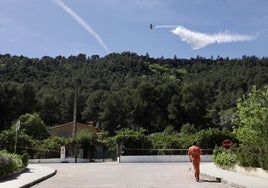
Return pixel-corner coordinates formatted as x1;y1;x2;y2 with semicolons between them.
199;178;221;183
0;167;32;183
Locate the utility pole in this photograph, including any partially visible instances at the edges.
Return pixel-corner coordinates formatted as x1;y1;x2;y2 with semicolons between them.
72;79;78;163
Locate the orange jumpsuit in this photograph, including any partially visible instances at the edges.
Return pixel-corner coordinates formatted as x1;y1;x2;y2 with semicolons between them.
188;145;202;181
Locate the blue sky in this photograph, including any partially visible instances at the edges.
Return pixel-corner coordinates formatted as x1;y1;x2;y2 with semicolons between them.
0;0;267;59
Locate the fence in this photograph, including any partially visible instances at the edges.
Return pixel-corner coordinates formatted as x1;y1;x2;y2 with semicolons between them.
93;150;117;162
1;144;214;163
120;148;213;156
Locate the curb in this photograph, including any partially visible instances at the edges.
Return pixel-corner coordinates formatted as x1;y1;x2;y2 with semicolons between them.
200;172;247;188
20;169;57;188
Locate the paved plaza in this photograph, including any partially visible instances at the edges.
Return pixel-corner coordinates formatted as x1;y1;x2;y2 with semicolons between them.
33;162;232;188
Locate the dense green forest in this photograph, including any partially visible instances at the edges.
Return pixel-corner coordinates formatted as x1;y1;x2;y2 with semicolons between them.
1;52;268;135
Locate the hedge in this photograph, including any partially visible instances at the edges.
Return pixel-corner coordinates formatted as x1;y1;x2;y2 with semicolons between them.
0;150;28;179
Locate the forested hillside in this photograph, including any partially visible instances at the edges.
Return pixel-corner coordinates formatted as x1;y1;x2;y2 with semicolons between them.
1;52;268;135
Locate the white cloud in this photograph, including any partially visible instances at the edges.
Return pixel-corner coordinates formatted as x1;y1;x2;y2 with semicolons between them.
171;26;256;49
53;0;111;53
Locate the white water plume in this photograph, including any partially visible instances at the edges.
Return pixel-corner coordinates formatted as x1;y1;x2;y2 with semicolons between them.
155;25;178;29
170;25;256;49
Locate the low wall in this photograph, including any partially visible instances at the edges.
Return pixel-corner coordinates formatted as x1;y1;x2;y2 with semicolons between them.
118;155;213;163
29;158;90;163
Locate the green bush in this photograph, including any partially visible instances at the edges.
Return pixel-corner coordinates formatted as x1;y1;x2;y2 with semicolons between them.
36;137;71;158
0;128;36;157
213;146;237;168
178;128;237;153
0;154;13;178
236;145;268;169
233;85;268;170
0;150;27;178
196;128;237;149
113;128;152;155
76;130;97;159
21;153;29;167
149;126;181;155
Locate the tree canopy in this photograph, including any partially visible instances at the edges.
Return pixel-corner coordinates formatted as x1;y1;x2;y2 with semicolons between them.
233;86;268;168
1;53;268;136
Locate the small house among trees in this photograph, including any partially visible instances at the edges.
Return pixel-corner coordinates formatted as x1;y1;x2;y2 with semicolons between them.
49;122;98;138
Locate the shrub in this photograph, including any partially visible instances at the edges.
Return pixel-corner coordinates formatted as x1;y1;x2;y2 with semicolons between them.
113;128;152;155
76;130;97;159
213;146;237;168
0;154;13;178
196;128;237;149
236;144;268;169
180;123;197;134
0;150;27;178
0;128;36;157
21;153;29;167
178;128;237;153
35;137;71;158
149;126;181;155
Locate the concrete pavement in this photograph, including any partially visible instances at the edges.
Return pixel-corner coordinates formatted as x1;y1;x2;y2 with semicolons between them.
200;163;268;188
0;164;56;188
31;162;232;188
0;162;267;188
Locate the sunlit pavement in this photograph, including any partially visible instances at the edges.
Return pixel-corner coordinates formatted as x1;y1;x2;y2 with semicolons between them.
1;162;268;188
32;162;232;188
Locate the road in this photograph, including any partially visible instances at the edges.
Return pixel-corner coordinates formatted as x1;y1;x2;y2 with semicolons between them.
33;162;233;188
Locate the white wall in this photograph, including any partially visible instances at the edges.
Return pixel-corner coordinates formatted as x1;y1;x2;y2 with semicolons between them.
118;155;213;163
29;158;90;163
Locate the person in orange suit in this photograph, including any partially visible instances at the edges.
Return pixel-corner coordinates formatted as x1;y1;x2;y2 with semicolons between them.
188;142;202;182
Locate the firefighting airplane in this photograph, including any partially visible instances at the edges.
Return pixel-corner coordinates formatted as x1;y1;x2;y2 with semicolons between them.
149;24;155;29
